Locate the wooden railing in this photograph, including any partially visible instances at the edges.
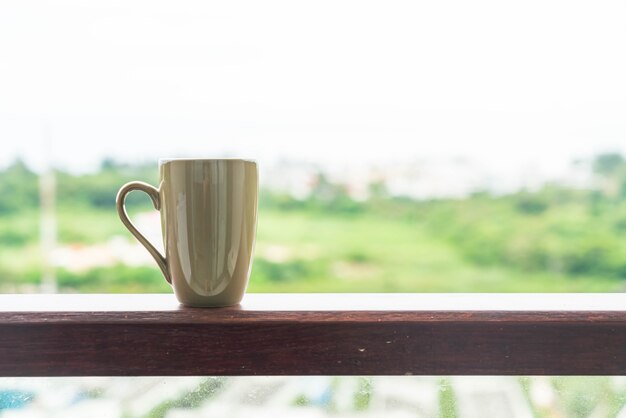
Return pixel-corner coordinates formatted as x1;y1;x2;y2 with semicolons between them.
0;293;624;376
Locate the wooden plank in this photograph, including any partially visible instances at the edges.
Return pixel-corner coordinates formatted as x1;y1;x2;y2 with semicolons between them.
0;294;624;376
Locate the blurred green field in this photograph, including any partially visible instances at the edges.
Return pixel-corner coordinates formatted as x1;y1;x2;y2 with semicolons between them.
2;155;626;293
1;208;624;293
252;210;624;293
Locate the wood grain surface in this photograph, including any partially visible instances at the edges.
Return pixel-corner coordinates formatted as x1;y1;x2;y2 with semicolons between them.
0;293;624;376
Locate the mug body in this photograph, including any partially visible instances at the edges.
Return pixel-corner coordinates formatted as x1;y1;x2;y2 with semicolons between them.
159;159;258;307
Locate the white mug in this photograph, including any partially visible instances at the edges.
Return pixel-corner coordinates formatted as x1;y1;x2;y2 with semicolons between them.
117;159;258;307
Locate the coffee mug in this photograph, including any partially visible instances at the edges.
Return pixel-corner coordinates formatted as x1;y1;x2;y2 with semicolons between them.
116;159;258;307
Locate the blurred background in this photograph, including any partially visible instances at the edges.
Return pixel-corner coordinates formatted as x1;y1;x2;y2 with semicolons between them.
1;0;626;416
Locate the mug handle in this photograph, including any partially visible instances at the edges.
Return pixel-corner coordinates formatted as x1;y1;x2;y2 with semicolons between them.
116;181;171;285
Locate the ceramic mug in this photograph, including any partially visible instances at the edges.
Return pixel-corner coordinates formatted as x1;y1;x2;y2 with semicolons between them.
116;159;258;307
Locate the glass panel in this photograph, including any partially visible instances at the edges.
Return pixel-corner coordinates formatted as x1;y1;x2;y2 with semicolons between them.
1;377;625;418
1;0;625;294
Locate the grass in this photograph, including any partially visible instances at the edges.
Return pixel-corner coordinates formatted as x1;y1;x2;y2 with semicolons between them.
1;209;624;293
249;211;624;293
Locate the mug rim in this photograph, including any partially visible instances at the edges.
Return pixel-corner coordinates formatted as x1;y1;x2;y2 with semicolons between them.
159;158;257;165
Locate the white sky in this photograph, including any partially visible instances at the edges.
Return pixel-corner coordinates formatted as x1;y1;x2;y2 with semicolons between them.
0;0;625;176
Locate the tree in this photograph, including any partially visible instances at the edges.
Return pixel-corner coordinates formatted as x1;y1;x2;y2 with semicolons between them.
0;159;39;213
592;153;625;177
